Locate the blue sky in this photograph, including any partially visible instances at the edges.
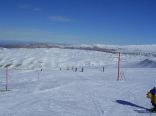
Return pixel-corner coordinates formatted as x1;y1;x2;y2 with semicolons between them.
0;0;156;45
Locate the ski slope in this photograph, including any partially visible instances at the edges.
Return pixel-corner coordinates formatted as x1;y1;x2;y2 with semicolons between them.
0;47;156;116
0;47;155;69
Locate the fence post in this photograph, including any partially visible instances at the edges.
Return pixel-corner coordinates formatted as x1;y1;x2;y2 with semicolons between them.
75;67;77;72
117;52;120;80
103;67;104;72
5;66;8;91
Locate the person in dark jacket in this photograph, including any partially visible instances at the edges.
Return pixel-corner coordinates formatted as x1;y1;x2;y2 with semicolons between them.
147;87;156;111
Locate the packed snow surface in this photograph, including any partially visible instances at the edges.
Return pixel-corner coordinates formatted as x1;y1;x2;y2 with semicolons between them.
0;47;156;116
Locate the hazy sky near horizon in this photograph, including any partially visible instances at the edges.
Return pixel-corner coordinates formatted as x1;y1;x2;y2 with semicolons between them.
0;0;156;45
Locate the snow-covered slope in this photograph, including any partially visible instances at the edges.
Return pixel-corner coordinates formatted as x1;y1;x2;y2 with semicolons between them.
0;47;156;69
0;67;155;116
0;46;156;116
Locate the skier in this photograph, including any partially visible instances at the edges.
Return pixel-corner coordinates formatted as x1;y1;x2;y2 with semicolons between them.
147;87;156;112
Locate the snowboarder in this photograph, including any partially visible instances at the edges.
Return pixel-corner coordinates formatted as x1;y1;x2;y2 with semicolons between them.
147;87;156;112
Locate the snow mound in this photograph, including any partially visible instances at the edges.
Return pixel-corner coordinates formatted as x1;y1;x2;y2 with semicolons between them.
137;59;156;68
125;59;156;68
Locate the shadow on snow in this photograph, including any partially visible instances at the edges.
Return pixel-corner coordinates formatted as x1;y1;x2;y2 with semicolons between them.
116;100;148;110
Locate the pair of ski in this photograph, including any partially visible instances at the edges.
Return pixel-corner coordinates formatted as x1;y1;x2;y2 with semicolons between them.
135;108;156;113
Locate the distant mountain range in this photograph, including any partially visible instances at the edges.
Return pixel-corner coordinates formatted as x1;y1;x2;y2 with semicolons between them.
0;42;65;48
0;42;119;55
0;42;156;57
